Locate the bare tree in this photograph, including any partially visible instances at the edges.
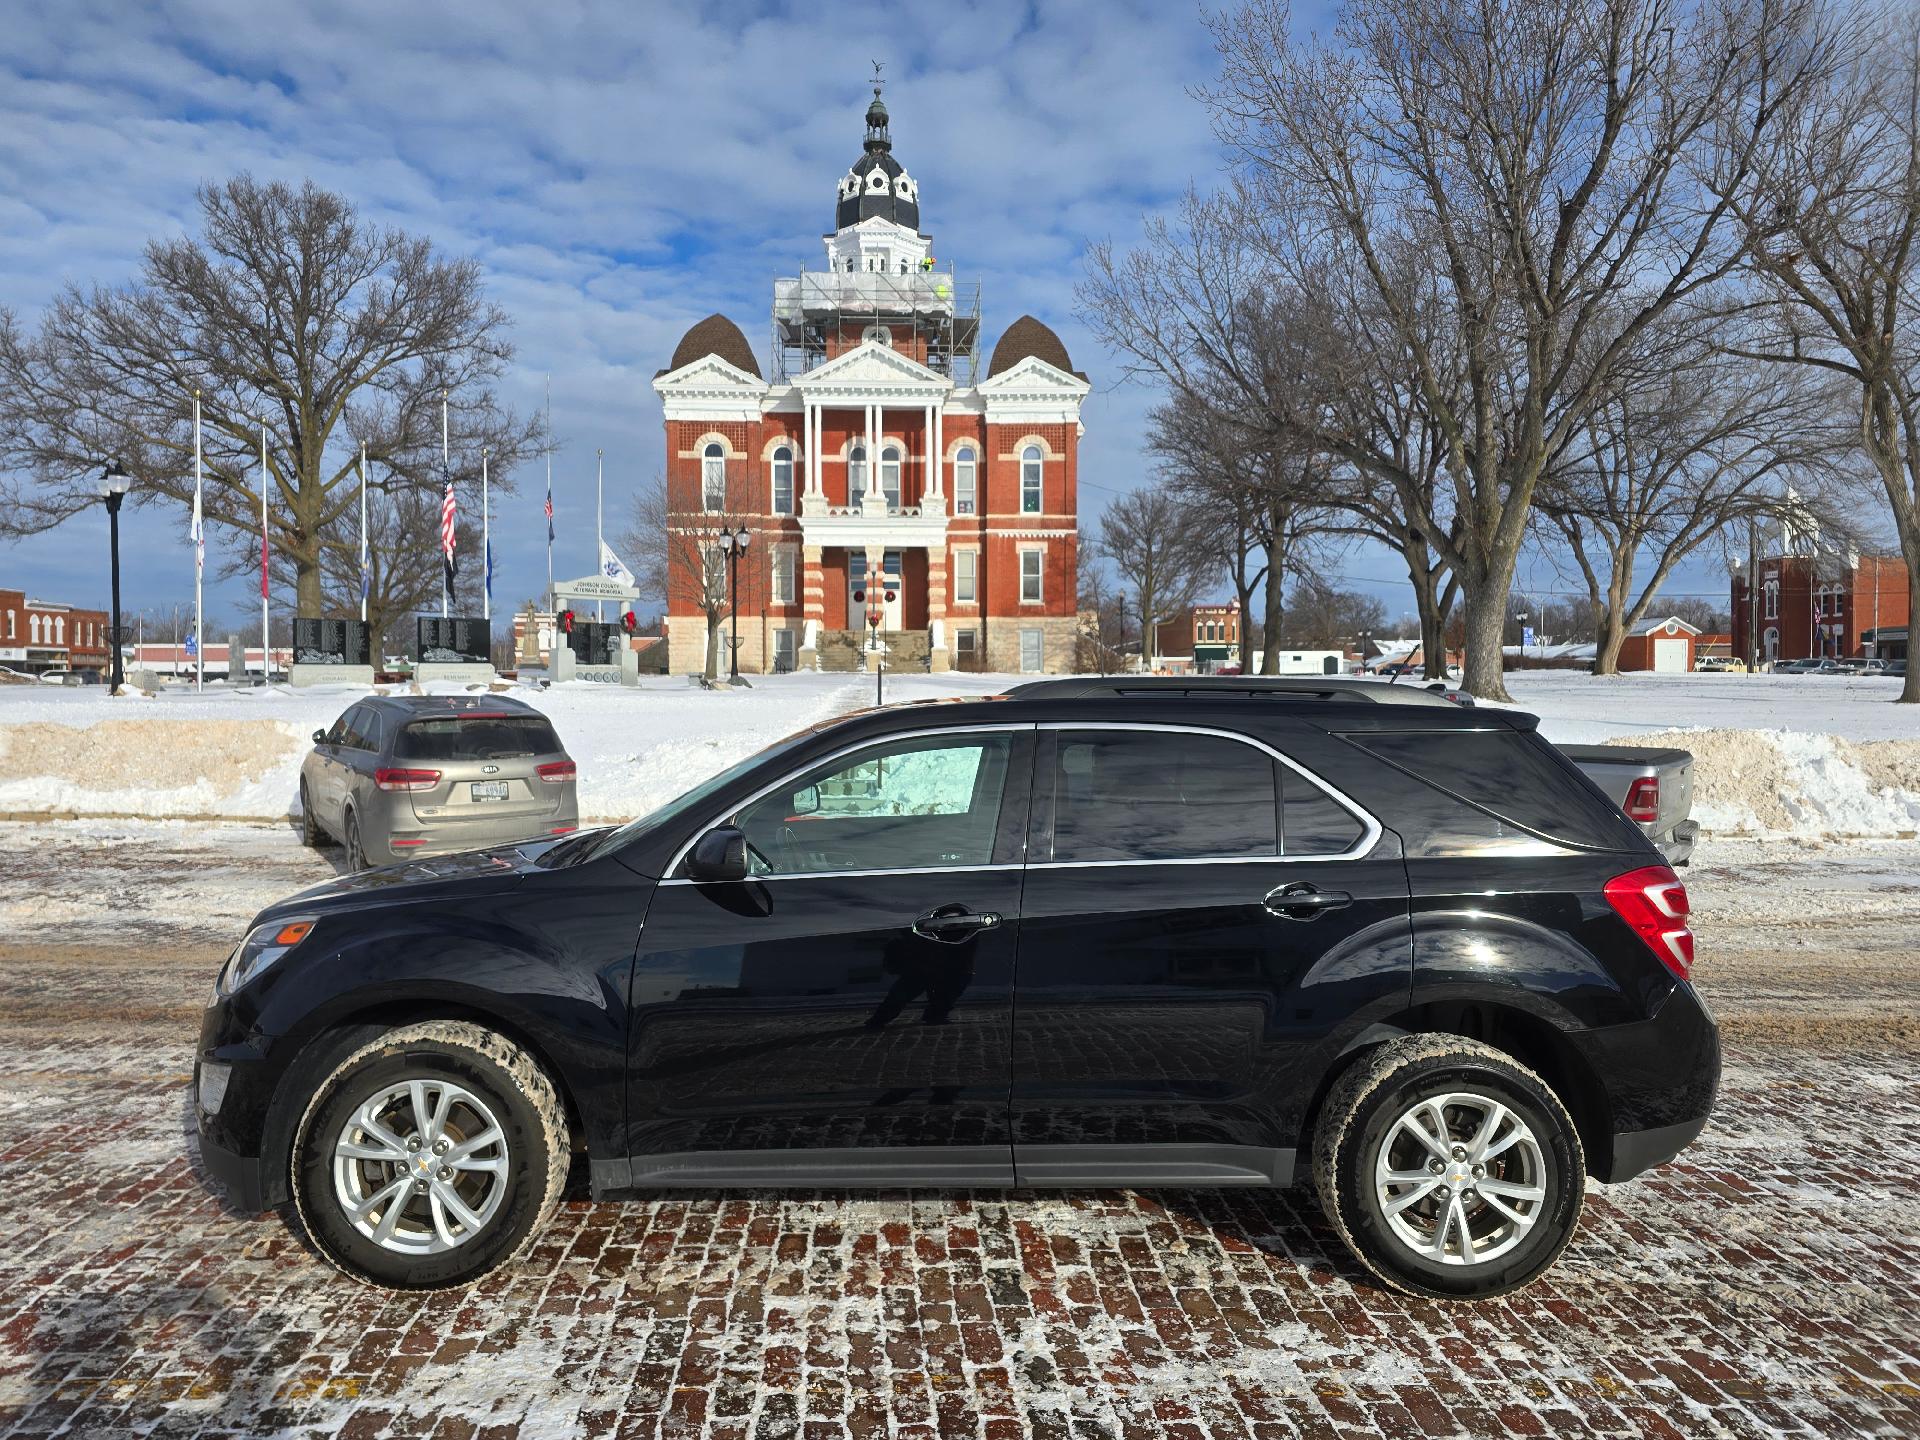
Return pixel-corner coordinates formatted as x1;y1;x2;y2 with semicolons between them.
1200;0;1825;698
0;176;541;613
1711;3;1920;701
621;475;764;681
1285;576;1389;650
1096;487;1215;669
1075;533;1135;672
1537;318;1844;673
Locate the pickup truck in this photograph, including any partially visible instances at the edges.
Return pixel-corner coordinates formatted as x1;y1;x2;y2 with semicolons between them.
1557;743;1698;866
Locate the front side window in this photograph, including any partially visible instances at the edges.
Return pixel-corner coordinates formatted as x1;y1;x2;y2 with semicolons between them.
881;445;902;510
1046;729;1279;863
954;447;976;514
1021;445;1043;513
1020;549;1043;603
702;443;726;512
954;549;977;604
771;446;794;514
735;732;1015;876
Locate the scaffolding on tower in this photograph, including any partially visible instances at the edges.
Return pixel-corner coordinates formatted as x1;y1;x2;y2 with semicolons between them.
771;265;981;384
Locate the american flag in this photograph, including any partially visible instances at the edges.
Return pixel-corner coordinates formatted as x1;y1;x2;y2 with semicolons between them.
544;482;554;543
440;479;458;586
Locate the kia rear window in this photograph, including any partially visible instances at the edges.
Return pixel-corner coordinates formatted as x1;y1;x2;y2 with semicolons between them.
398;714;562;762
1349;730;1643;850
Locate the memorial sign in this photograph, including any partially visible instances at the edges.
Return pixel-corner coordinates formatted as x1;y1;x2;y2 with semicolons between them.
292;617;372;667
417;617;491;665
566;621;622;668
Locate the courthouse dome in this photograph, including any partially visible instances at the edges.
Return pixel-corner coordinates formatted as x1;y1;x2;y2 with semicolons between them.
988;315;1078;378
668;314;761;378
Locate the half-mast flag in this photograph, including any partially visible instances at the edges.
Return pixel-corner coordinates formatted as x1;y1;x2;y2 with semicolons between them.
545;482;554;544
485;538;494;604
599;540;635;588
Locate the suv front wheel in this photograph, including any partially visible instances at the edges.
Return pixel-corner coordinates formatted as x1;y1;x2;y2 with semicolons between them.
290;1021;568;1289
1312;1035;1584;1300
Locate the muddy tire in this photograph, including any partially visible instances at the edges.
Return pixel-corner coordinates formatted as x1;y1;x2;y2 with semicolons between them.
1312;1034;1584;1301
298;780;326;847
344;809;367;871
290;1021;568;1290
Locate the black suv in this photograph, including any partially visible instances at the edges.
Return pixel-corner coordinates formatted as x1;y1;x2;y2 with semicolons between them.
196;679;1717;1298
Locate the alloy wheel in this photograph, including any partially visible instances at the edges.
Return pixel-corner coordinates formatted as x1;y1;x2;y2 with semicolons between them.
1373;1091;1547;1267
330;1079;510;1255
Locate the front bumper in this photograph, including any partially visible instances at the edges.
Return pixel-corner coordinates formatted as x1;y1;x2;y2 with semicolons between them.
193;1059;268;1212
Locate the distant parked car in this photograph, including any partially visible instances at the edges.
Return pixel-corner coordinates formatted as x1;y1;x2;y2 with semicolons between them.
1694;655;1742;673
299;695;578;870
1886;659;1908;678
1773;658;1820;673
37;667;74;685
1838;658;1885;674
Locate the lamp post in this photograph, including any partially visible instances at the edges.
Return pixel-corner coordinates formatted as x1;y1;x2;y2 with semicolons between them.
721;526;751;683
98;461;130;692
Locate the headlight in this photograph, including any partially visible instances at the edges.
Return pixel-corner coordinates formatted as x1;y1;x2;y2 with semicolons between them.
219;916;318;996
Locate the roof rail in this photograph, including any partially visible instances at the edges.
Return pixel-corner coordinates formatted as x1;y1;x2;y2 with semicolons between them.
1004;676;1464;707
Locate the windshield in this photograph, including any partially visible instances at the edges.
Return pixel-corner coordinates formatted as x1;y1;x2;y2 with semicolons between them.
577;718;843;864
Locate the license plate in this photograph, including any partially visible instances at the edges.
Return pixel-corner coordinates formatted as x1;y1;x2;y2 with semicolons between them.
470;781;509;801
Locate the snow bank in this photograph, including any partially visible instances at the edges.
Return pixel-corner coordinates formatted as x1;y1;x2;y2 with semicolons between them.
0;718;306;818
1607;729;1920;838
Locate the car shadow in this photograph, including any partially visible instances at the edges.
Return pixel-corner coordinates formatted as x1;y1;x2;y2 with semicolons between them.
279;813;356;877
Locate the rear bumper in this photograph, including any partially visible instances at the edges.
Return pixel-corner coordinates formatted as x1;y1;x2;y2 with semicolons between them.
386;812;580;857
1657;819;1700;866
1607;1113;1711;1182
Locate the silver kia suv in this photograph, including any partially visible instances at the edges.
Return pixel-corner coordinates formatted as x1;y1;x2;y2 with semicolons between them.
298;695;579;869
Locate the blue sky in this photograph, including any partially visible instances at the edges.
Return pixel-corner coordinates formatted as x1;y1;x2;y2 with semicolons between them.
0;0;1737;636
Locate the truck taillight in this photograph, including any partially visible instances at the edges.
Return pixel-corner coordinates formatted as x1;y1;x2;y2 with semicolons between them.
1623;776;1660;823
1604;865;1694;981
536;760;576;784
374;768;441;792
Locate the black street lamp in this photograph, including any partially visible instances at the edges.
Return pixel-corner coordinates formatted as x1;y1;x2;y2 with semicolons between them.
721;526;752;682
98;460;131;692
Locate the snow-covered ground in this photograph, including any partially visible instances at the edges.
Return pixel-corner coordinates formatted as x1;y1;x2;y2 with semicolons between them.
0;667;1914;836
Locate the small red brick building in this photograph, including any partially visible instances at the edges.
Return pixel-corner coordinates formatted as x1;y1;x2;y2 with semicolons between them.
1615;616;1701;673
1153;603;1242;673
0;589;110;677
1731;552;1911;663
651;85;1089;675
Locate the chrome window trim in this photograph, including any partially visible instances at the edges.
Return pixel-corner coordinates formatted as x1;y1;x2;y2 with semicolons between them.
659;862;1021;888
663;722;1038;880
1033;721;1383;867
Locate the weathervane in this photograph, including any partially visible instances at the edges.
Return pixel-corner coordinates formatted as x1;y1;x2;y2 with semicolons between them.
871;58;884;100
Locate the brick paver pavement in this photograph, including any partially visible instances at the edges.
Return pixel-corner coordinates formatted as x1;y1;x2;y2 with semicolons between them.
0;823;1916;1439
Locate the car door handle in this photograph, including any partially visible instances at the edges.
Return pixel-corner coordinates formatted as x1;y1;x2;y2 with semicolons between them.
913;905;1001;942
1263;884;1353;920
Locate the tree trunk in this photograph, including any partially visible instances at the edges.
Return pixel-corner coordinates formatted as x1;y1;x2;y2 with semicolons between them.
1260;576;1284;675
1594;617;1626;676
1460;584;1512;701
1901;553;1920;705
704;611;720;681
295;550;324;615
1140;597;1157;670
1402;542;1451;680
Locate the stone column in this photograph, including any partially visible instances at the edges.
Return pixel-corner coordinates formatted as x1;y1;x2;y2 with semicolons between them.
799;544;825;670
930;404;944;505
927;543;951;672
865;403;882;507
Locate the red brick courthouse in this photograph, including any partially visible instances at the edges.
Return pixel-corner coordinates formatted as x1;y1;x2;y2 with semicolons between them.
653;86;1090;675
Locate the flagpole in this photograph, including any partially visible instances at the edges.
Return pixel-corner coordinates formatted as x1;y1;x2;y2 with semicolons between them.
482;446;491;623
441;389;450;619
595;447;604;624
545;376;553;615
359;443;369;625
259;419;269;685
192;390;204;693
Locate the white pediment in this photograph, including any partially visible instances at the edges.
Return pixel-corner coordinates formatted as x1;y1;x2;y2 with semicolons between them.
976;354;1092;399
651;354;768;396
795;341;950;397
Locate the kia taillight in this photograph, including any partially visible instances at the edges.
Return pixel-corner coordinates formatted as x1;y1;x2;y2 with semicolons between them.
1604;865;1694;981
536;760;576;784
375;768;441;792
1623;776;1660;823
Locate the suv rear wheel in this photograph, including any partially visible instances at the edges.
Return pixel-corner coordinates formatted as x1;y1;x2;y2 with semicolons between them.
290;1021;568;1289
1312;1035;1584;1300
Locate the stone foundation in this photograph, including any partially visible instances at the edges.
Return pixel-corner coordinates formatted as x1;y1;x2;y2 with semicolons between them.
983;615;1079;675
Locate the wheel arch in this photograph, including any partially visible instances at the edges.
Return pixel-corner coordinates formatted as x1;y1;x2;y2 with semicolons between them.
258;999;587;1210
1304;1001;1612;1180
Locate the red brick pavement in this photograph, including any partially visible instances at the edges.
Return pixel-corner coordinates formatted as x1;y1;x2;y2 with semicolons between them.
0;1038;1916;1439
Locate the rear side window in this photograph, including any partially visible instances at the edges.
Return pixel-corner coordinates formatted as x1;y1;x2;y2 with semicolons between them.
1048;729;1278;862
1349;729;1641;850
398;714;563;762
1283;773;1365;855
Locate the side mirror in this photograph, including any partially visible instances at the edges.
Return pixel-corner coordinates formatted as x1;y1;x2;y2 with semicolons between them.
791;784;821;817
686;825;749;883
312;729;327;745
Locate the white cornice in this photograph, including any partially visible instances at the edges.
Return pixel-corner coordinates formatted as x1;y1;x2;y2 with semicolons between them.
653;353;772;423
977;354;1090;424
795;340;951;399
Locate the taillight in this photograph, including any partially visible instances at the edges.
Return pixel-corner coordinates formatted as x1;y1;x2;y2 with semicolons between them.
1623;776;1660;823
1604;865;1694;980
375;768;441;792
536;760;576;784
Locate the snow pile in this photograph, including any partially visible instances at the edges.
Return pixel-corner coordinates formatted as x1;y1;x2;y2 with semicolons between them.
0;718;306;818
1609;729;1920;838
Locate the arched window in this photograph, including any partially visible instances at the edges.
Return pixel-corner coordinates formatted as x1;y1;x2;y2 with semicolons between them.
702;443;726;512
54;615;65;645
771;446;794;515
30;614;41;645
953;446;977;515
848;442;868;495
1021;445;1043;514
881;444;902;510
